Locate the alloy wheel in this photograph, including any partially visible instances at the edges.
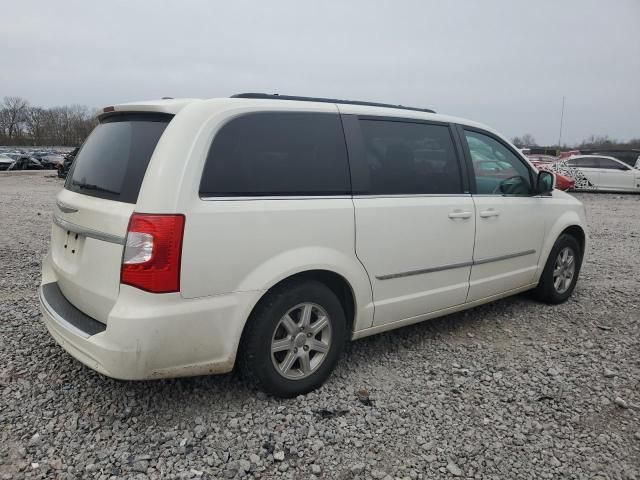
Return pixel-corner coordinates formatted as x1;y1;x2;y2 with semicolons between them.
270;303;332;380
553;247;576;294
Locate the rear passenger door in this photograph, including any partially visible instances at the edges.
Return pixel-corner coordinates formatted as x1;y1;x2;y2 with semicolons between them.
460;128;546;302
343;115;475;327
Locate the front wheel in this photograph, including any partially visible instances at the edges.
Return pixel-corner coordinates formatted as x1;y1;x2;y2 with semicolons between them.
532;234;582;304
238;280;346;397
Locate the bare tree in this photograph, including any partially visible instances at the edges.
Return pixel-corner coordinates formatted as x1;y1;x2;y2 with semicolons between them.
579;135;616;149
512;134;537;147
24;107;48;145
2;96;29;140
0;102;98;146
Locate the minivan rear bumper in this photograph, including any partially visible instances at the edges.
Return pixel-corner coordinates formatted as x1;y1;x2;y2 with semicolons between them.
40;255;261;380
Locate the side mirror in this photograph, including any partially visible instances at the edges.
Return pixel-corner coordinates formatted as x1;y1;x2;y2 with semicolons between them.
536;170;555;195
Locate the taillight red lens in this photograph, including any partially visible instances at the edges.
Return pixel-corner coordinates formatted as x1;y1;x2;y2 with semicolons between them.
121;213;185;293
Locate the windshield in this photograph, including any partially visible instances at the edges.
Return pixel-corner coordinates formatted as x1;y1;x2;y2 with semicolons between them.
65;113;172;203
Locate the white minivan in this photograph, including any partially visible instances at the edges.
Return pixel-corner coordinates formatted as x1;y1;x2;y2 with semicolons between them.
40;94;587;397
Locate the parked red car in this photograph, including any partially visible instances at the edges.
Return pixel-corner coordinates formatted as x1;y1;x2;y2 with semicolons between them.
552;172;575;191
531;163;574;191
558;150;581;159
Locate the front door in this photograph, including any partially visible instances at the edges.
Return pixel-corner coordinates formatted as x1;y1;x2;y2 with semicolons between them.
461;129;546;302
344;116;475;327
596;157;634;190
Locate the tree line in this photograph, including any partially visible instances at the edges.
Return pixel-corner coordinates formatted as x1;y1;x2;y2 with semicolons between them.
512;133;640;149
1;95;638;150
0;96;98;147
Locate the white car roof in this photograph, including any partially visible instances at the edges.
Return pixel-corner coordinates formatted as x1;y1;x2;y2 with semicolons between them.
106;97;500;134
567;154;624;162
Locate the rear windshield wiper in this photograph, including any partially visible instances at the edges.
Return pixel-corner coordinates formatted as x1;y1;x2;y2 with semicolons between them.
72;181;120;195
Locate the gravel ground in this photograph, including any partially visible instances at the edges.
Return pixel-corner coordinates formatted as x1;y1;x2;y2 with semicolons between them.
1;172;639;480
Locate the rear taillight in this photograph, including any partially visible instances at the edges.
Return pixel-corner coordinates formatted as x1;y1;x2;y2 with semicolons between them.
121;213;185;293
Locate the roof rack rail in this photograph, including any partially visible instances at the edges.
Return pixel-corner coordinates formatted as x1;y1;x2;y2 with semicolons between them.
230;93;436;114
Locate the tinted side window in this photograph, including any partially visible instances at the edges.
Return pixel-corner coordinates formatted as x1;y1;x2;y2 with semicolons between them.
200;112;350;196
598;158;627;170
358;120;462;194
464;130;532;195
571;157;600;168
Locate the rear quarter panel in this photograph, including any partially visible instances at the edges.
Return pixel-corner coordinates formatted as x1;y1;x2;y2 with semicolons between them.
139;100;375;332
179;198;374;331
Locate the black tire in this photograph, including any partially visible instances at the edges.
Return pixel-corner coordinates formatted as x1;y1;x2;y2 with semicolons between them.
238;280;347;397
532;234;582;304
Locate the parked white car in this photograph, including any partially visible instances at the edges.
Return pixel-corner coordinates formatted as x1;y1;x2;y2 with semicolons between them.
40;94;588;396
0;155;14;171
555;155;640;192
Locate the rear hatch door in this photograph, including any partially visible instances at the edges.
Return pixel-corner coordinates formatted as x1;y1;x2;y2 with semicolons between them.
51;113;172;323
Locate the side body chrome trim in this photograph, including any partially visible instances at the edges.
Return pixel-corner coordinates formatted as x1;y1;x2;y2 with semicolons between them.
53;215;125;245
375;249;536;280
376;261;473;280
473;249;537;265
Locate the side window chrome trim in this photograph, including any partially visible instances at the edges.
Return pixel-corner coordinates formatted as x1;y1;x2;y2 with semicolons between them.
200;195;352;201
200;194;474;201
353;193;472;199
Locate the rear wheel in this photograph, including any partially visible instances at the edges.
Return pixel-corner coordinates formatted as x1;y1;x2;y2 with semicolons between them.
532;234;582;304
239;280;346;397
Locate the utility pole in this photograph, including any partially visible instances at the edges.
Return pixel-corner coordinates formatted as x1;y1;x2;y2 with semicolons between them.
558;96;565;147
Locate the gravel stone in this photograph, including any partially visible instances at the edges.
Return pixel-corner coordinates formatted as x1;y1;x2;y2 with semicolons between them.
614;397;629;409
238;459;251;473
1;174;639;479
446;462;463;476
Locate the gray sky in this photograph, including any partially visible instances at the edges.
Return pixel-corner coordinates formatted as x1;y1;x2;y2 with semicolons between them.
1;0;639;145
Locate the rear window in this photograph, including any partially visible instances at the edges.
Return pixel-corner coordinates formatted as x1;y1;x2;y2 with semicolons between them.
65;113;172;204
199;112;350;196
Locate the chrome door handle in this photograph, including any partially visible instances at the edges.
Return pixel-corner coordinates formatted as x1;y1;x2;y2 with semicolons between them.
479;209;500;218
448;210;472;219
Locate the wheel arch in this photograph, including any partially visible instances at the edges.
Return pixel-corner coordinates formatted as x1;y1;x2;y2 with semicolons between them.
235;269;364;371
535;211;587;282
561;224;586;256
243;269;358;336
